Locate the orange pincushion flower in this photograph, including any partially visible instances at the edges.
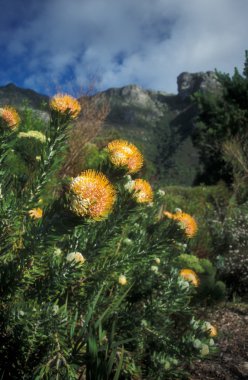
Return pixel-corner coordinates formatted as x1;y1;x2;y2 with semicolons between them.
28;208;43;219
107;139;144;173
70;170;116;220
164;210;197;238
132;179;153;203
175;211;197;238
50;93;81;118
180;269;199;287
0;106;20;129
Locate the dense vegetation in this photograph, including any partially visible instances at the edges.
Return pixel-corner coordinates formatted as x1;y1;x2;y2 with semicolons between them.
0;52;248;379
0;98;217;379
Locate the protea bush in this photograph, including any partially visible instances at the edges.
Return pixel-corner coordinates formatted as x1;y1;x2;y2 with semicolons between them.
0;96;217;379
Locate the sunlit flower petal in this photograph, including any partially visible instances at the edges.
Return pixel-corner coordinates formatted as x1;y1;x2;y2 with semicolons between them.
0;106;20;129
180;268;199;287
28;208;43;219
164;210;197;238
118;275;127;285
70;170;116;220
50;93;81;118
107;139;144;173
18;130;46;143
66;251;86;264
132;178;153;203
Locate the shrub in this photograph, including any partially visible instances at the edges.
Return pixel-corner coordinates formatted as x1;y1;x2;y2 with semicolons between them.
177;254;226;303
0;98;217;379
210;203;248;297
161;183;230;258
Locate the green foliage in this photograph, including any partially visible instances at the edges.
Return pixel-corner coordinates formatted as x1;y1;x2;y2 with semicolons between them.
222;136;248;204
209;202;248;297
82;142;108;170
177;254;226;304
162;183;230;258
192;51;248;184
0;102;217;379
162;183;247;298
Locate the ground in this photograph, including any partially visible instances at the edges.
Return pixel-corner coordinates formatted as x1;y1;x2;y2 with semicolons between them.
190;303;248;380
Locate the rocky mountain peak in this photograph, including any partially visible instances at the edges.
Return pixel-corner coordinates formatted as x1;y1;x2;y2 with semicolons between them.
177;71;222;99
105;84;154;108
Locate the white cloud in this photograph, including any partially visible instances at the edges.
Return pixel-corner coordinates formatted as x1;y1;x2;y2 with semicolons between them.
3;0;248;93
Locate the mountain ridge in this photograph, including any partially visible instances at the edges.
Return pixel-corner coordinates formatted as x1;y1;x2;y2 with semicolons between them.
0;71;221;185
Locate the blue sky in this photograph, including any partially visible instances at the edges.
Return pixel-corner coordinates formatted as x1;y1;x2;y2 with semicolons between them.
1;0;248;95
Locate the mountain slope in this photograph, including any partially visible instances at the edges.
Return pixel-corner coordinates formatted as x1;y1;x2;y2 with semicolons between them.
0;72;221;185
0;83;49;120
99;84;199;185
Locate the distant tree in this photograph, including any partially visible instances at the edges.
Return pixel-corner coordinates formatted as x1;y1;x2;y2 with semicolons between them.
192;50;248;185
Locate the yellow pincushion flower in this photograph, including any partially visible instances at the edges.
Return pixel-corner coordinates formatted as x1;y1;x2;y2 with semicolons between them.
70;170;116;220
50;93;81;118
118;275;127;285
132;179;153;203
0;106;20;129
28;207;43;219
180;269;199;287
164;210;197;238
107;139;144;173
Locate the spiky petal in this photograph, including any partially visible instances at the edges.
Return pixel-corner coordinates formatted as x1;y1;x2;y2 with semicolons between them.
0;106;20;129
28;208;43;219
50;93;81;118
164;210;197;238
180;269;199;287
107;139;144;173
132;178;153;203
70;170;116;220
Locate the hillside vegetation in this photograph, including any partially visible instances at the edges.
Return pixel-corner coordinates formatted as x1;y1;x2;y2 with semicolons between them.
0;53;248;379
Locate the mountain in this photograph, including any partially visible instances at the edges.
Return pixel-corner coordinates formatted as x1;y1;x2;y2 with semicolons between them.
0;72;221;185
98;72;221;185
0;83;49;120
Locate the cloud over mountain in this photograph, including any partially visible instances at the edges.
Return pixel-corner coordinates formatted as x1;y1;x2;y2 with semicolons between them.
1;0;248;94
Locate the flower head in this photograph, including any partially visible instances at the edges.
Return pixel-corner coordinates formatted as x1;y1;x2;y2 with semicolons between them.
164;210;197;238
151;265;159;273
180;268;199;287
18;130;46;143
175;211;198;238
132;179;153;203
200;344;209;356
70;170;116;220
118;275;127;285
66;251;86;264
205;322;218;337
0;106;20;129
107;139;144;173
50;93;81;118
28;207;43;219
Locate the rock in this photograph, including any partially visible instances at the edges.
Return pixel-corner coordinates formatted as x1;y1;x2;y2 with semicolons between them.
177;71;222;100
